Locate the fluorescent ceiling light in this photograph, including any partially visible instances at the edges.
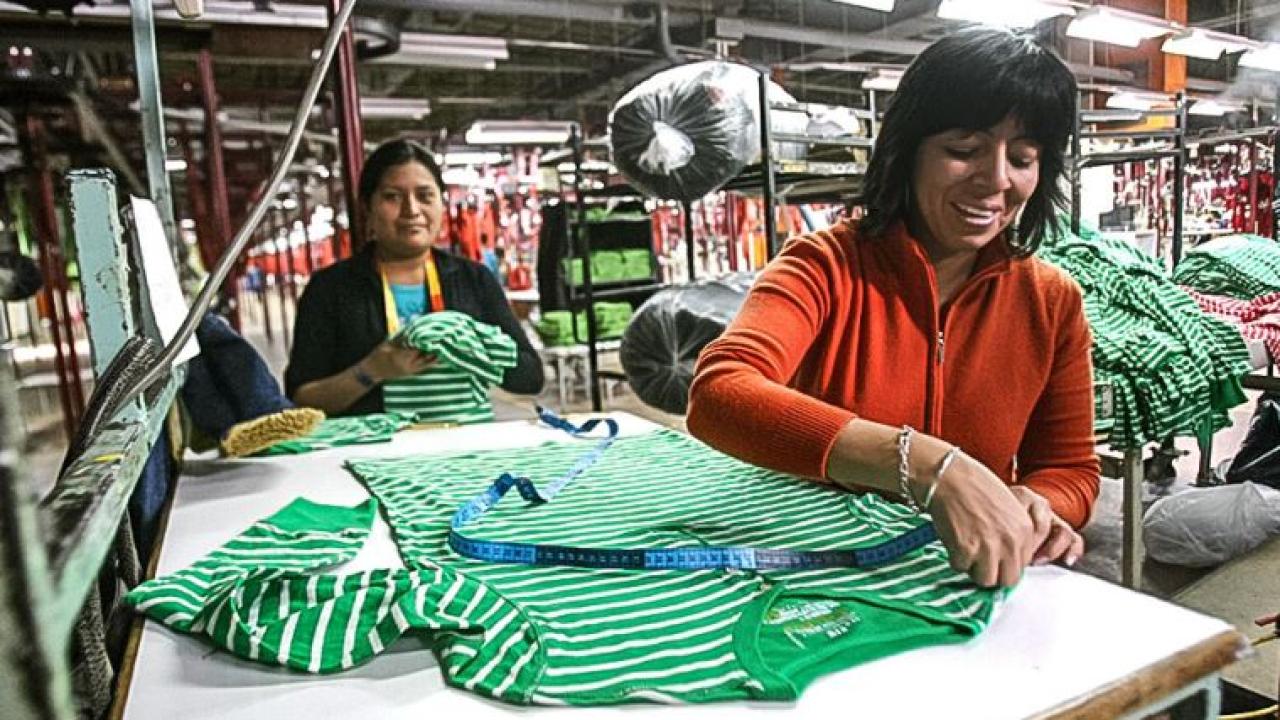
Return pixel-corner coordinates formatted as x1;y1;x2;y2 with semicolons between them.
370;32;507;69
359;97;432;120
443;150;506;166
1105;91;1168;111
1161;29;1254;60
829;0;895;10
937;0;1074;28
1067;7;1173;48
465;120;576;146
861;68;903;92
1188;98;1246;117
165;159;187;172
1240;43;1280;72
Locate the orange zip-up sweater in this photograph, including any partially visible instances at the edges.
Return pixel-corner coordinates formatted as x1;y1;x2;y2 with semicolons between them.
687;220;1100;529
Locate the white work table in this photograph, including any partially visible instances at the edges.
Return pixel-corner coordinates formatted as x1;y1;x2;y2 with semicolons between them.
118;413;1245;720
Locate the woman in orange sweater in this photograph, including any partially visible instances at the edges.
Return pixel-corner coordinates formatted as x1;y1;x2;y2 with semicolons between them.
687;27;1099;589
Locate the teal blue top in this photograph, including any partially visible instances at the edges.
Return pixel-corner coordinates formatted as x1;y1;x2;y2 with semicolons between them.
389;283;427;326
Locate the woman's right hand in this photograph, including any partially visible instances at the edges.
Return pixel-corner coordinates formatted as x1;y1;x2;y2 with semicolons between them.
926;454;1050;588
361;340;435;382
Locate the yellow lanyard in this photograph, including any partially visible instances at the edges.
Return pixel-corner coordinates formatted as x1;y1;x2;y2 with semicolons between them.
380;252;444;335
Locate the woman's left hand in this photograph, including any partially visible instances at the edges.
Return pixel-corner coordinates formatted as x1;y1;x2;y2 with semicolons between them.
1008;486;1085;567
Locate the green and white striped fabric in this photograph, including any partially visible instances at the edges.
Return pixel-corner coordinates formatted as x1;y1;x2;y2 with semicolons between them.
123;497;519;679
346;429;1007;705
384;310;518;426
1040;223;1251;448
1174;234;1280;300
257;412;417;456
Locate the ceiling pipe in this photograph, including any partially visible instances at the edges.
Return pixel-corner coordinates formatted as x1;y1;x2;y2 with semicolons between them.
654;1;682;66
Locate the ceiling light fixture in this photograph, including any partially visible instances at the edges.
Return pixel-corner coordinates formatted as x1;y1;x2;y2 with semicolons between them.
860;68;904;92
1105;91;1169;111
1067;7;1173;48
828;0;895;11
1240;43;1280;72
936;0;1074;28
1161;29;1254;60
1188;98;1246;116
359;98;432;120
464;120;576;146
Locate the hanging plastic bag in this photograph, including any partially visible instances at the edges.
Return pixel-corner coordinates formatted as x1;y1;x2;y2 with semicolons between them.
620;272;755;414
609;61;802;202
1225;392;1280;488
1143;482;1280;567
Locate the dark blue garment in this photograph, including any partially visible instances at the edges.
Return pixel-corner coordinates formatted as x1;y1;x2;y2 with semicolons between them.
181;312;293;439
129;433;171;566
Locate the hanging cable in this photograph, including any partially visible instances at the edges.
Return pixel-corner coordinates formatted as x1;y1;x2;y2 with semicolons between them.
108;0;360;415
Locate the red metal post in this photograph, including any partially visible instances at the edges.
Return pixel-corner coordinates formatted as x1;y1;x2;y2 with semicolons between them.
21;115;81;437
198;48;242;330
255;230;275;345
328;0;365;252
326;168;346;261
1250;139;1260;235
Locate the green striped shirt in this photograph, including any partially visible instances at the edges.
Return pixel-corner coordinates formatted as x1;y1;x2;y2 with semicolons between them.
127;430;1004;705
1174;234;1280;300
347;429;1005;704
383;310;518;425
1040;223;1251;447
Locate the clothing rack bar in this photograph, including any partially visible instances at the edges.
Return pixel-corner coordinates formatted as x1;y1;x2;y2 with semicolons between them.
759;71;779;261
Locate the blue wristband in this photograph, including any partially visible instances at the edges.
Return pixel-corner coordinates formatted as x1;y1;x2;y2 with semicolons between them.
352;364;378;389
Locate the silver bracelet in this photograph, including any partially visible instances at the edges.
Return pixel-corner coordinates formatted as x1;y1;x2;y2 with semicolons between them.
897;426;919;511
923;446;961;511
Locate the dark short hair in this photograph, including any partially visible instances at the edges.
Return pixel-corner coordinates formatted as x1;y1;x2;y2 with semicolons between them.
860;27;1077;255
358;139;446;208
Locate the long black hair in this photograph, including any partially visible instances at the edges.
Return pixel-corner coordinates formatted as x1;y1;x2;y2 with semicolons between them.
358;139;446;208
860;27;1077;255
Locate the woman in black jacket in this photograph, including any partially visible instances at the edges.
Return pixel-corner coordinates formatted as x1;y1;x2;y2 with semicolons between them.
285;140;543;419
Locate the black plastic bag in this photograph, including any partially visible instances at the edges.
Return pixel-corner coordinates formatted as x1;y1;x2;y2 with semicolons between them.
620;272;755;414
1226;391;1280;488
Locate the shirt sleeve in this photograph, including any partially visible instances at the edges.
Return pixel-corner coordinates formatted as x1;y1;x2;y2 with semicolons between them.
686;233;856;479
1017;281;1102;529
285;272;338;400
477;267;545;395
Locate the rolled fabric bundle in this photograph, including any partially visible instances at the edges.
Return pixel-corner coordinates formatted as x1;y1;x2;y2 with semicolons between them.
609;61;802;202
620;272;756;414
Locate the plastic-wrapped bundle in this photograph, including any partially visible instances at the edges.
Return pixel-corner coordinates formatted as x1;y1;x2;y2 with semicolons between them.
1143;482;1280;567
609;62;803;202
620;272;756;414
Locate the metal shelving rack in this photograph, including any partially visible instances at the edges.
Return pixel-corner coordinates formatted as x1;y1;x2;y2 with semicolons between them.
1069;95;1188;265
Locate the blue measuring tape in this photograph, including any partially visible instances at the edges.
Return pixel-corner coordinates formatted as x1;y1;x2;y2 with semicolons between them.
447;407;939;571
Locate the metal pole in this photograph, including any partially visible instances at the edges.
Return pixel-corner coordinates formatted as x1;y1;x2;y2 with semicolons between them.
296;174;315;275
38;164;86;419
328;0;365;250
327;167;346;262
198;48;241;330
130;0;179;255
278;209;300;308
758;72;778;260
21;116;77;440
1121;448;1144;590
255;232;275;345
1171;93;1186;268
571;127;602;412
269;215;291;348
1249;138;1260;235
683;199;697;282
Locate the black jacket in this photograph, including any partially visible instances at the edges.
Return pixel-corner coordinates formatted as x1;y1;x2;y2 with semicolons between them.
284;243;544;416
